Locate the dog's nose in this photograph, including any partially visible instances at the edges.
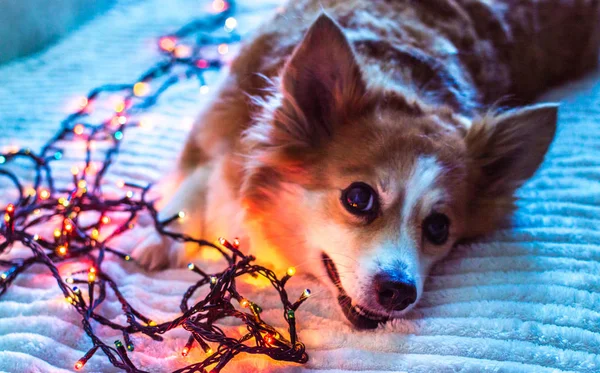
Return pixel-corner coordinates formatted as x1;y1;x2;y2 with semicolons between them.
374;273;417;311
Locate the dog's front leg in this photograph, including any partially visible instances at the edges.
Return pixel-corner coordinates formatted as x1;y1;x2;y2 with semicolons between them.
131;165;212;270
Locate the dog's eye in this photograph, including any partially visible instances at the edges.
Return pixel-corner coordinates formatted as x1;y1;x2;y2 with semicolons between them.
341;182;378;217
423;213;450;245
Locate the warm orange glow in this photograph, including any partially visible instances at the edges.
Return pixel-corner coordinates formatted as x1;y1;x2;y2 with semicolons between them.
218;237;226;245
57;246;67;256
133;82;150;97
264;334;275;345
217;43;229;55
39;189;50;200
287;267;296;276
233;238;240;248
181;347;189;356
54;229;62;238
6;204;14;213
77;180;87;189
115;100;126;113
101;216;110;224
88;273;96;282
78;97;88;109
74;360;84;370
212;0;227;12
64;222;73;232
174;45;192;58
240;298;250;308
89;267;96;274
3;213;9;223
159;36;177;52
33;234;39;241
59;197;70;207
74;124;85;135
91;229;99;239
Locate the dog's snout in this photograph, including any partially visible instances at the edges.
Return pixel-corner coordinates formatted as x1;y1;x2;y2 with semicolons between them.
374;273;417;311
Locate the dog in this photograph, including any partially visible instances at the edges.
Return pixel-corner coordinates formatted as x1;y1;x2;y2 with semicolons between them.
132;0;600;329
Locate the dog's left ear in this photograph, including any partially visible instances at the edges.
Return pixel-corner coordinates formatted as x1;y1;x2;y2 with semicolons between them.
274;13;367;149
465;103;558;234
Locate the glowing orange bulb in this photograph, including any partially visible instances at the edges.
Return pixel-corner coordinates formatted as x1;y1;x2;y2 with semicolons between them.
217;43;229;55
181;347;189;357
26;187;36;197
264;334;275;345
233;238;240;248
89;267;96;274
6;204;14;213
240;298;250;308
74;360;84;370
54;229;61;238
212;0;227;12
88;272;96;282
116;180;125;188
159;36;177;52
174;45;192;58
101;216;110;224
73;124;84;135
39;189;50;200
57;246;67;256
91;228;99;239
287;267;296;276
3;214;9;223
115;101;126;113
64;222;73;232
133;82;150;97
78;97;88;109
218;237;226;245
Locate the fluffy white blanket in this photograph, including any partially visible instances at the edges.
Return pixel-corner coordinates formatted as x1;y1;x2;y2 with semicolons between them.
1;0;599;372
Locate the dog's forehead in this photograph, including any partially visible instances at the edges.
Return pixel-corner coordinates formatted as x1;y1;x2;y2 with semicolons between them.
377;155;444;208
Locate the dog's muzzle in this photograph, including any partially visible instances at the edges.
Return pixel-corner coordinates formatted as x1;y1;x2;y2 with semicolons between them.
321;252;388;329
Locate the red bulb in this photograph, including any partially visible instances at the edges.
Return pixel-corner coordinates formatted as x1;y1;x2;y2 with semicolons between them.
196;59;208;69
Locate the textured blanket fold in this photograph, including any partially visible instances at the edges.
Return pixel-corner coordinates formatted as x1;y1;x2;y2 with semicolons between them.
1;0;600;372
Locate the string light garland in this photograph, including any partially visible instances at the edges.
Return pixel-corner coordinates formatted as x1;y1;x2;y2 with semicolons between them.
0;1;310;372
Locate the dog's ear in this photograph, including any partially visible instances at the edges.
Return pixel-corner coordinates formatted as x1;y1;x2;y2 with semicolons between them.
274;13;367;149
465;103;558;235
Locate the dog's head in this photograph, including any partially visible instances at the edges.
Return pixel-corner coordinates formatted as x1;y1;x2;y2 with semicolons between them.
241;14;557;328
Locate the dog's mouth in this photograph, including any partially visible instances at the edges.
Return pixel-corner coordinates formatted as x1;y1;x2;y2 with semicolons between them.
321;252;388;329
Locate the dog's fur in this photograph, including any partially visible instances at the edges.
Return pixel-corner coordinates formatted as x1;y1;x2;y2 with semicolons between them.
133;0;600;326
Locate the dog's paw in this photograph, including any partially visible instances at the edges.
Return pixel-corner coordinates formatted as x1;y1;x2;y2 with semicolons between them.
130;226;179;271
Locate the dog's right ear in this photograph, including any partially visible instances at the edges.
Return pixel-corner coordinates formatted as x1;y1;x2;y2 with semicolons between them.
271;13;367;150
465;103;558;236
